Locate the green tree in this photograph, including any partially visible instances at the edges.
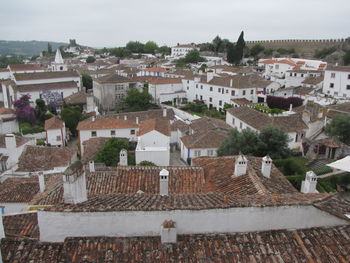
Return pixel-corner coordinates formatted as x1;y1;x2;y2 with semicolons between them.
123;88;153;111
256;126;290;159
176;50;205;67
60;105;82;136
35;99;48;121
250;44;265;57
212;35;222;54
82;73;92;90
326;114;350;144
47;43;52;54
157;45;171;55
138;160;156;166
144;41;158;54
86;56;96;63
343;50;350;65
95;138;129;167
228;31;246;64
126;41;144;53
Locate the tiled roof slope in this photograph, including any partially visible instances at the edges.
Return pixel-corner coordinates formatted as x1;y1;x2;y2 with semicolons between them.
314;192;350;221
32;166;205;205
190;117;232;133
3;213;39;239
45;193;329;212
193;156;298;195
181;129;228;149
16;146;76;172
81;137;109;164
100;109;175;123
44;116;64;130
77;117;138;130
0;135;32;148
13;71;79;81
94;74;132;84
0;177;39;203
171;119;189;132
63;91;87;105
2;225;349;262
204;74;272;89
8;64;43;71
138;119;171;136
15;81;78;92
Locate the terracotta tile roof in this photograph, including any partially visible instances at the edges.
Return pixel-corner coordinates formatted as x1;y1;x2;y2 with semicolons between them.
81;137;109;164
149;77;182;85
138;119;171;136
93;74;132;84
0;135;33;148
8;64;44;71
302;76;324;85
231;98;252;105
64;91;87;105
193;156;298;195
44;116;64;130
0;108;15;115
317;138;341;148
260;59;277;64
16;146;76;172
13;71;79;81
314;192;350;221
44;192;329;212
190;117;232;133
227;106;308;133
77;117;138;130
2;225;350;262
0;177;39;203
181;129;228;149
98;109;175;123
15;80;78;92
171;119;189;132
32;166;205;205
204;74;272;89
3;212;39;239
327;102;350;118
277;59;297;67
326;66;350;72
144;67;167;72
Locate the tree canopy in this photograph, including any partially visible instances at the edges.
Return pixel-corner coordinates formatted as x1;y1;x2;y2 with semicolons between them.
82;73;92;90
86;56;96;63
326;114;350;145
175;50;205;67
227;31;246;65
60;105;82;136
121;88;153;112
218;126;290;159
95;138;129;167
13;94;35;123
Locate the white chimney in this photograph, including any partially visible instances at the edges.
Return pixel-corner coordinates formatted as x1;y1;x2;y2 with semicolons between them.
136;116;139;124
159;169;169;195
119;149;128;166
124;115;127;120
207;71;214;82
161;220;177;244
86;95;94;113
89;160;95;172
301;171;318;193
261;156;272;178
230;79;233;87
289;104;293;112
92;116;96;122
5;134;16;150
163;108;167;118
0;213;4;238
233;155;248;177
63;161;88;204
38;171;45;192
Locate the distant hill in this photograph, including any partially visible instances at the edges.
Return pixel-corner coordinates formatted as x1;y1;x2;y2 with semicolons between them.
0;40;68;56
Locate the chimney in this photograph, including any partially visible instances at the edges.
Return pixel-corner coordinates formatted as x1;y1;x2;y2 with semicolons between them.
289;104;293;112
233;155;248;177
92;116;96;122
124;115;127;120
63;161;87;204
38;171;45;192
0;212;4;238
5;134;16;150
261;156;272;178
159;169;169;195
163;108;167;118
136;117;139;124
301;171;318;193
161;220;177;244
207;71;214;82
230;79;233;87
89;160;95;172
119;149;128;166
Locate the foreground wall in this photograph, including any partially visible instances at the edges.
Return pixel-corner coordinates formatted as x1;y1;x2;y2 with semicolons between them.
38;205;348;242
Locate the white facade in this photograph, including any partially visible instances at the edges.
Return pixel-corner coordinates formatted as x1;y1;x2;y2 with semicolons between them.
170;45;199;58
285;70;323;88
322;68;350;98
148;82;186;104
0;202;29;215
38;205;348;242
180;141;217;163
46;127;66;146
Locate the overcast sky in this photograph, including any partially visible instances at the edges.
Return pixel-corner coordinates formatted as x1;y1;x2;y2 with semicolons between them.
1;0;349;48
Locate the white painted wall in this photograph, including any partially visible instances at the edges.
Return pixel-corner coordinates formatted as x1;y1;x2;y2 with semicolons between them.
46;128;65;146
148;83;185;103
136;147;169;166
323;69;350;98
38;205;348;242
0;120;19;134
0;202;28;215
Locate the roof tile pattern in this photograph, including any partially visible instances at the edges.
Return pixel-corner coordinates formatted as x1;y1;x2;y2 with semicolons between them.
44;116;64;130
0;177;39;203
138;119;171;136
3;213;39;239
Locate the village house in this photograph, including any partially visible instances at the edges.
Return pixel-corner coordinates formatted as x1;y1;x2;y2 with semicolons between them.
0;108;19;133
137;67;167;77
44;116;67;146
64;91;96;114
147;77;186;104
170;44;200;58
322;66;350;98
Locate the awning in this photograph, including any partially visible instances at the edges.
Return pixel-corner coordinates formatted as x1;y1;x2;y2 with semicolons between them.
326;156;350;172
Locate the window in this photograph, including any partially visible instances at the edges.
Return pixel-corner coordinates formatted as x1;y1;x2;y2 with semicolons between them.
187;86;189;90
196;84;198;88
209;97;212;102
250;90;254;95
194;150;201;157
330;83;334;88
331;73;336;78
226;89;229;94
91;131;97;137
195;94;198;99
232;118;235;125
130;130;135;135
348;74;350;79
219;100;222;106
294;73;297;77
243;90;246;96
111;130;116;136
187;80;189;84
347;85;350;90
231;90;235;96
301;74;304;77
210;87;213;91
200;95;203;100
207;149;214;156
200;85;203;89
56;136;61;141
290;73;292;77
218;88;221;93
239;122;243;129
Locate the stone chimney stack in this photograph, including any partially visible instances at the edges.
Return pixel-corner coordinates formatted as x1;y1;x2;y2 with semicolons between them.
5;134;16;150
119;149;128;166
63;161;88;204
161;220;177;244
136;117;139;124
233;155;248;177
163;108;167;118
159;169;169;196
301;171;318;193
38;171;45;192
89;160;95;172
207;71;214;82
261;156;272;178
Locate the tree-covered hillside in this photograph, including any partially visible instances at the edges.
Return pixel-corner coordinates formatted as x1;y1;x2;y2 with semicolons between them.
0;40;68;56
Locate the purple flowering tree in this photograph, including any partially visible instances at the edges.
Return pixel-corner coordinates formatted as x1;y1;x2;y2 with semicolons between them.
13;94;35;123
41;90;63;114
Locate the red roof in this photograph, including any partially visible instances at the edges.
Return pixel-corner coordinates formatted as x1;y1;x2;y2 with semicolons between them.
144;67;167;72
8;64;44;72
45;116;64;130
137;119;171;136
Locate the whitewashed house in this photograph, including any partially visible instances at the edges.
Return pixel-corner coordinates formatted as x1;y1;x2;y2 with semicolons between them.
0;108;19;134
322;66;350;98
137;67;167;77
170;44;200;58
136;119;171;166
148;78;186;104
285;69;323;88
44;116;66;146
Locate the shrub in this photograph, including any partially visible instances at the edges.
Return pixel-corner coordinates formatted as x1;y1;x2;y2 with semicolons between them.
19;122;44;135
138;160;157;166
273;158;307;175
266;96;303;110
36;139;46;146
